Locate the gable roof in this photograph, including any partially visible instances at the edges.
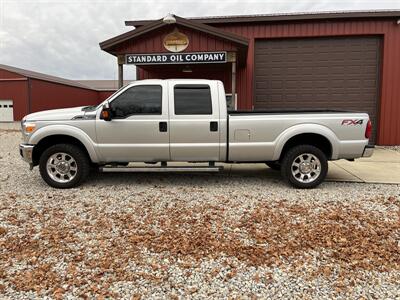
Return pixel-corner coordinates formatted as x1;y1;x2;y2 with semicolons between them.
100;15;248;53
125;10;400;27
0;64;93;90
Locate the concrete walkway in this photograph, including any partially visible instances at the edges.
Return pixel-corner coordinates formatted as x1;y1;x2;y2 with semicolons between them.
329;148;400;184
0;122;20;131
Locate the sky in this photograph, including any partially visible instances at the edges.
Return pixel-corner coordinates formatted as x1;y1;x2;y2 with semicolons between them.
0;0;400;80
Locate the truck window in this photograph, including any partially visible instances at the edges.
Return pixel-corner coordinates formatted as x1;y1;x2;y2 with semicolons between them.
110;85;162;118
174;85;212;115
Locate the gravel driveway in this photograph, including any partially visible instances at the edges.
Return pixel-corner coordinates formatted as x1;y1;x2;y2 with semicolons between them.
0;131;399;299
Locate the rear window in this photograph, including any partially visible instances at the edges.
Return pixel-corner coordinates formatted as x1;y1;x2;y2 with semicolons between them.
174;85;212;115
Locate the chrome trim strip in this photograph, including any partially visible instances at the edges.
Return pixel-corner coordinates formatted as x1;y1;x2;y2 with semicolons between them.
100;166;223;173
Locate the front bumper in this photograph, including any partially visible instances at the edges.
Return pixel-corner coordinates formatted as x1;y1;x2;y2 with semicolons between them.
362;145;374;157
19;144;35;164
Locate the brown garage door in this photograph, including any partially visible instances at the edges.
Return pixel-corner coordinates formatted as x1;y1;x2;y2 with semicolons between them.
254;36;381;143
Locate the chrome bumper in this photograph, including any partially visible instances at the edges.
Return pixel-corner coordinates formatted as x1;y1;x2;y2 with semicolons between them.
19;144;34;164
362;145;374;157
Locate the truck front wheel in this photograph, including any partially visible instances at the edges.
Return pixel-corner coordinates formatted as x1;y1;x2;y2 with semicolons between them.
281;145;328;189
39;144;90;188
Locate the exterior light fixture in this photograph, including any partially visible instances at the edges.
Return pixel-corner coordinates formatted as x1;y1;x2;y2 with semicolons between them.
163;13;176;24
182;65;192;73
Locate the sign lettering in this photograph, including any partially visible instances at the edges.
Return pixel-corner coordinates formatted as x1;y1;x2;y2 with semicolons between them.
126;52;227;65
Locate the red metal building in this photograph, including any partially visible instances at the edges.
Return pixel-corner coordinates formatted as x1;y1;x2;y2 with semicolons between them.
0;64;115;121
100;11;400;145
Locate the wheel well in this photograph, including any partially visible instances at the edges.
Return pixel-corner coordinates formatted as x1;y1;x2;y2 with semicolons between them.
279;133;332;161
32;135;91;166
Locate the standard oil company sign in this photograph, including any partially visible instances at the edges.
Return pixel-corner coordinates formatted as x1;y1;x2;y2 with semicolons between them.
125;51;227;65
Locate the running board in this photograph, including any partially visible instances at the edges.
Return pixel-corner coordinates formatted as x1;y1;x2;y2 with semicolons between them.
99;166;223;173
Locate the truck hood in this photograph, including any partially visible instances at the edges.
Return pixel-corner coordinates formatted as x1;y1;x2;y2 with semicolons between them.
23;106;94;121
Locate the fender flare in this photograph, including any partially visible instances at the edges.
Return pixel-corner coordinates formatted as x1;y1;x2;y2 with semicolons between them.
272;124;340;161
28;125;100;162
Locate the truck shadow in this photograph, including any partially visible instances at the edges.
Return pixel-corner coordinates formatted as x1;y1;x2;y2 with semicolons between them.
83;167;284;188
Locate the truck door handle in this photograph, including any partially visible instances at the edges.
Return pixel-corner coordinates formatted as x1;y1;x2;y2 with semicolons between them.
159;122;167;132
210;121;218;132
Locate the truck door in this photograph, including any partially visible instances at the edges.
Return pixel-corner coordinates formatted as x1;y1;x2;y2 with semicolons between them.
95;82;170;162
168;81;220;161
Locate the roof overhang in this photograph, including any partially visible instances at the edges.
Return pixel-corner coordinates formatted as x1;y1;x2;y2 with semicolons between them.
100;15;249;58
125;10;400;27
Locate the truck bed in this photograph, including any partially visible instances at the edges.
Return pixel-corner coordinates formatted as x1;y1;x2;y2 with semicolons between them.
226;109;370;162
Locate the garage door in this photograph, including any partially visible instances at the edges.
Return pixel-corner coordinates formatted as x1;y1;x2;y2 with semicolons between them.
254;36;381;143
0;100;14;122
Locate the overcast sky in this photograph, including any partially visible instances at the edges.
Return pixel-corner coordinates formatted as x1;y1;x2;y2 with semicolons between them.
1;0;400;80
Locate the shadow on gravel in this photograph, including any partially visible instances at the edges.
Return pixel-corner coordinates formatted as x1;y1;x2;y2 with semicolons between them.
82;169;285;188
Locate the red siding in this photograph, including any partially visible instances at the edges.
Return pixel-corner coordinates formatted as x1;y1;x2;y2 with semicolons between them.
0;75;112;121
0;69;25;79
30;79;99;113
97;90;116;101
0;80;29;120
112;25;238;54
214;19;400;145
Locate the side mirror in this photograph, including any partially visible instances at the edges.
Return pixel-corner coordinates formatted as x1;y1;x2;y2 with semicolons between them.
101;103;112;121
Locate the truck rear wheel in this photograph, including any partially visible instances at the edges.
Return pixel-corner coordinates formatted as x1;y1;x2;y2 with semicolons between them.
281;145;328;189
39;144;90;188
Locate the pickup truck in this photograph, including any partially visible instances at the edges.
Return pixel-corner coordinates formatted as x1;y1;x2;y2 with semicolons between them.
19;79;374;189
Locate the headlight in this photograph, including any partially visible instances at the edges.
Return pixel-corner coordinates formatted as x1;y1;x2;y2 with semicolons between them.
23;122;36;134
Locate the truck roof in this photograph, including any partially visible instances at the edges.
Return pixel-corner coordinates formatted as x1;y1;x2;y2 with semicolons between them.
127;79;219;85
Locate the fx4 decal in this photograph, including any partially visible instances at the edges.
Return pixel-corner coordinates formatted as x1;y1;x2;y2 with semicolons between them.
341;119;364;125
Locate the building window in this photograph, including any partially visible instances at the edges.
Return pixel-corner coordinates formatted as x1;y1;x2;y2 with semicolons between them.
174;85;212;115
110;85;162;118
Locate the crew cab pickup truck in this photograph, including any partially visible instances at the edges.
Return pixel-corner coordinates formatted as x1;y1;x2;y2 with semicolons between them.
19;79;374;189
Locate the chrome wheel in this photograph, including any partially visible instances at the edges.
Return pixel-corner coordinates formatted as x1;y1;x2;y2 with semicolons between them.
291;153;321;183
46;152;78;183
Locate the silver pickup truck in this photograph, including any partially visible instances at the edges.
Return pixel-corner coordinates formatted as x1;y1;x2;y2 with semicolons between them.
19;79;373;189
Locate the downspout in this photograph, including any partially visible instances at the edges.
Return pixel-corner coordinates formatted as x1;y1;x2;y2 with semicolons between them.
27;77;32;114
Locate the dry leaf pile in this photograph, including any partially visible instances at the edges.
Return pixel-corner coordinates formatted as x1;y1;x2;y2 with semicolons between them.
0;193;399;298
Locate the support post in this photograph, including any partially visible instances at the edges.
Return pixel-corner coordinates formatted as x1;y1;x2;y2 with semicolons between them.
117;55;124;89
231;57;237;110
118;64;123;89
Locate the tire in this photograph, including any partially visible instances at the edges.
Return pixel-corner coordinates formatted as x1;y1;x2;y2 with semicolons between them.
281;145;328;189
39;144;90;188
266;161;281;171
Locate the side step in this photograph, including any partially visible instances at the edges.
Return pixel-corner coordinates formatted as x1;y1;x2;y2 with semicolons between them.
99;166;223;173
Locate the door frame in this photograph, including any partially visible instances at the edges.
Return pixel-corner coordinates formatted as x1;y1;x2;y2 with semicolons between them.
167;80;221;161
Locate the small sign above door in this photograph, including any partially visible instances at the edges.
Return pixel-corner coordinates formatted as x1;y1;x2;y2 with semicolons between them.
163;31;189;52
